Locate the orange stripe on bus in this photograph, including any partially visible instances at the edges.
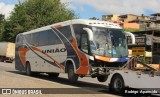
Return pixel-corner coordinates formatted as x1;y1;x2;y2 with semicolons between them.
76;66;89;74
18;48;29;65
95;54;111;62
54;25;62;29
71;38;89;74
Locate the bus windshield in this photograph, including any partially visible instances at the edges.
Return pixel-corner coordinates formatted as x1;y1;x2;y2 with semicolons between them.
91;27;128;58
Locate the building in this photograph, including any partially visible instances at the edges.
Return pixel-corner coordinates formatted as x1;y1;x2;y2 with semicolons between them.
102;14;120;22
128;15;150;30
144;13;160;30
150;13;160;21
102;14;150;29
129;15;150;24
127;30;160;65
119;14;138;23
102;13;160;30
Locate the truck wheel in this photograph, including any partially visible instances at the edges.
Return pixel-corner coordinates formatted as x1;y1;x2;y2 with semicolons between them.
48;73;59;78
26;62;32;76
110;74;125;93
97;75;108;82
68;65;78;82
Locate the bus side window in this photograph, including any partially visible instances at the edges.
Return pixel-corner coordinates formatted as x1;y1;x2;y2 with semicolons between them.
58;26;72;43
25;34;31;45
39;31;49;46
31;33;39;46
16;35;23;45
73;24;90;48
75;33;80;47
73;25;84;47
48;30;62;45
16;35;20;44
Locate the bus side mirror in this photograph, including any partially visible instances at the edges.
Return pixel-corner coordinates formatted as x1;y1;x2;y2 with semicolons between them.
83;28;93;41
125;32;135;44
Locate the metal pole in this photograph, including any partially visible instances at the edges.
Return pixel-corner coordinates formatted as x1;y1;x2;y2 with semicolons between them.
151;30;154;64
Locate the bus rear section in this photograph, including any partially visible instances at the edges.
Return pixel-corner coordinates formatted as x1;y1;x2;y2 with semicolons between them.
15;19;129;82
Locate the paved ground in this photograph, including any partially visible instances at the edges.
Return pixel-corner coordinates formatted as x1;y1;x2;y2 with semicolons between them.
0;62;159;97
0;62;122;97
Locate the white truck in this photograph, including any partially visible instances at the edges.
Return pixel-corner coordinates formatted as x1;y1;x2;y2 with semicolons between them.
105;56;160;94
0;42;15;63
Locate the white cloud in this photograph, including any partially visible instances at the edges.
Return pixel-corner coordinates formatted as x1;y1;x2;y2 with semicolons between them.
67;3;77;10
64;0;160;15
0;2;15;19
79;6;84;12
61;0;77;10
61;0;85;12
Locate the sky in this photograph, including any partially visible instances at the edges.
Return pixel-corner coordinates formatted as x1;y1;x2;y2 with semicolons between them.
0;0;159;19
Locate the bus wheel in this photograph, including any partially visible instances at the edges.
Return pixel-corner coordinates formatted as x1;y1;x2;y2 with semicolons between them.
68;65;78;82
26;62;32;76
97;75;108;82
48;73;59;78
0;57;2;62
0;57;4;62
110;74;125;93
6;61;13;63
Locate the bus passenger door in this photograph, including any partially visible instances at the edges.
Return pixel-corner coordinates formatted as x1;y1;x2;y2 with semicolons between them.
80;33;89;54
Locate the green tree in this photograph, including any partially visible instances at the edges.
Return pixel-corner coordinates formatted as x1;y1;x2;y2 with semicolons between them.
2;0;77;42
0;14;4;21
2;21;15;42
89;17;99;20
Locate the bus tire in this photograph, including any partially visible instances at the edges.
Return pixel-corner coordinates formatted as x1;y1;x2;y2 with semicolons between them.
25;62;32;76
6;61;13;63
0;57;4;62
0;57;2;62
110;74;125;93
48;73;59;78
97;75;108;82
68;65;78;82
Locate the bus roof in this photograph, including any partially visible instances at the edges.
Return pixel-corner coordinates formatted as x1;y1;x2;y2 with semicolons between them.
22;19;122;35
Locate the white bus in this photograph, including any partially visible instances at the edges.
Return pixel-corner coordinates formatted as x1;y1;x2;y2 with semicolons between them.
15;19;129;82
